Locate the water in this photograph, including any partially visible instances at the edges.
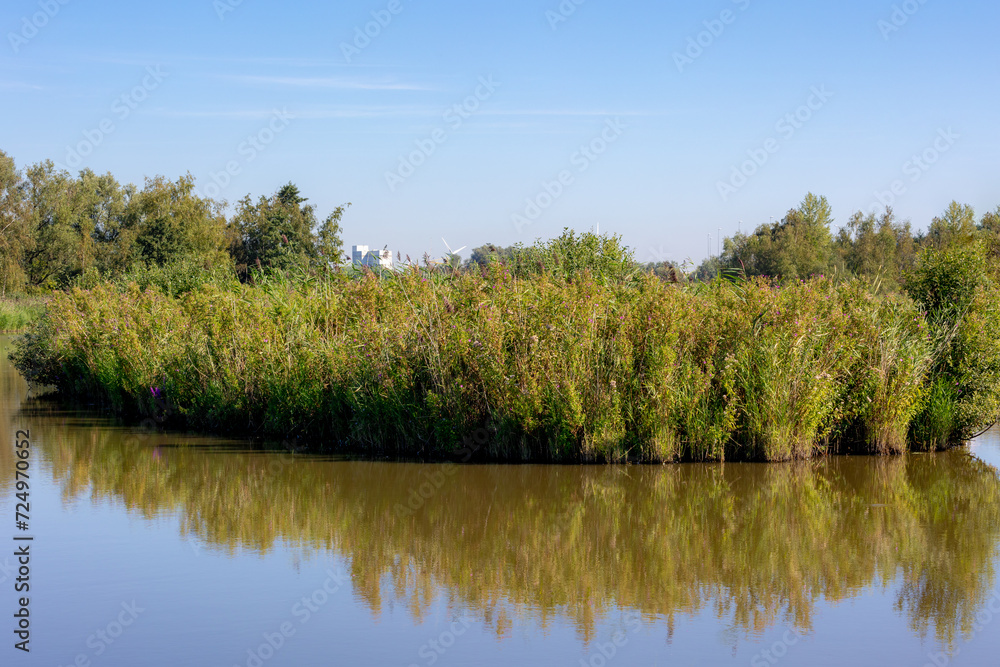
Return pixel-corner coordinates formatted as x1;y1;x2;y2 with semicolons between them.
2;334;1000;667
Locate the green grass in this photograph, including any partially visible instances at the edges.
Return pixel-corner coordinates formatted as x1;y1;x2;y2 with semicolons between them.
0;297;45;333
10;268;956;462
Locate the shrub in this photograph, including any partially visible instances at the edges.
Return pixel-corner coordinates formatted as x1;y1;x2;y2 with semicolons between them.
905;243;1000;447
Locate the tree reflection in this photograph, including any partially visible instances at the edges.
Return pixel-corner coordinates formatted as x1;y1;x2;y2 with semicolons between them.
16;397;1000;648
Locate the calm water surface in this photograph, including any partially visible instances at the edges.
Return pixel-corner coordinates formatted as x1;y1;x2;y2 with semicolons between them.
2;335;1000;666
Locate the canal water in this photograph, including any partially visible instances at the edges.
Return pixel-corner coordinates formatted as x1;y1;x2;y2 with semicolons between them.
2;335;1000;666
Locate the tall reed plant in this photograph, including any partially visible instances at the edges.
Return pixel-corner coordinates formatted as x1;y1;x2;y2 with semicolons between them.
8;269;959;462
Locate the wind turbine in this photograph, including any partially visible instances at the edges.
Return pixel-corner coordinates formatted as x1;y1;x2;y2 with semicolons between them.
441;238;467;267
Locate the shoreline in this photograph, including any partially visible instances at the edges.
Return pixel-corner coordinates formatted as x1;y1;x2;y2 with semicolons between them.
1;360;978;466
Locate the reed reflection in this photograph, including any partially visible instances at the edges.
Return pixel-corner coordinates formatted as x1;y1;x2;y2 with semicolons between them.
19;395;1000;648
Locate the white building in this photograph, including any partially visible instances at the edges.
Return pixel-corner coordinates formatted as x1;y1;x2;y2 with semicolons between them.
352;245;393;270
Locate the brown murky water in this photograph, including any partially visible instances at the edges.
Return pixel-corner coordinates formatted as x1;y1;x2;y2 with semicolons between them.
2;335;1000;666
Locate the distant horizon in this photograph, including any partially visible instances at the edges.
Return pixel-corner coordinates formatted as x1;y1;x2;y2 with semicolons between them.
3;0;996;265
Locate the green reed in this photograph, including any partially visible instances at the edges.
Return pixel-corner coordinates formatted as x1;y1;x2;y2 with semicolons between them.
9;267;951;462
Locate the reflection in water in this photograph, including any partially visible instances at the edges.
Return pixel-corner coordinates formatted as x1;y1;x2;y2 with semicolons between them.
3;337;1000;651
0;336;29;494
22;405;1000;647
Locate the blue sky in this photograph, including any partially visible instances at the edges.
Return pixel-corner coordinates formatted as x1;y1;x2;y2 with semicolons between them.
2;0;997;265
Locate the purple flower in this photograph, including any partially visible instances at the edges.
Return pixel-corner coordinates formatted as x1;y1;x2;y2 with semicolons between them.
150;386;163;399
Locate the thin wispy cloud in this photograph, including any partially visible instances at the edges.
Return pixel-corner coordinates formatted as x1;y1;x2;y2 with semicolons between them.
149;109;300;120
151;105;435;120
224;75;434;91
83;53;382;69
152;106;654;121
479;109;653;117
0;81;45;92
0;60;74;75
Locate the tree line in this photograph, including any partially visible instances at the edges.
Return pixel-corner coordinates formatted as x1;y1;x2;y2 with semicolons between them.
4;148;998;296
459;194;1000;289
695;193;1000;289
0;150;348;295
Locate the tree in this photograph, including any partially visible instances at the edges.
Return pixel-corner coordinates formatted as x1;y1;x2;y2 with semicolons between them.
0;151;29;295
316;203;350;267
1;159;135;290
121;174;229;269
228;183;346;279
980;206;1000;234
20;161;86;288
977;206;1000;268
722;193;835;280
905;242;1000;446
229;183;317;278
3;162;229;290
924;201;978;251
467;244;504;267
834;207;915;288
77;170;129;277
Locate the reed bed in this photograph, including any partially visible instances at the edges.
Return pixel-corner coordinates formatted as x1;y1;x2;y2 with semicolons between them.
9;268;942;462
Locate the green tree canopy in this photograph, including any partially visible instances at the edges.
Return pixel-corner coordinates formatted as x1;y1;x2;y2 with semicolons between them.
229;183;318;278
20;161;90;288
833;207;915;289
924;201;978;251
121;174;229;270
723;193;835;280
228;183;347;279
0;150;29;295
316;203;350;267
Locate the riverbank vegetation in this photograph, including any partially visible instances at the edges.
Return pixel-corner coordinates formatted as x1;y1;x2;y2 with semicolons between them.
4;148;1000;461
0;297;45;333
10;233;1000;462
